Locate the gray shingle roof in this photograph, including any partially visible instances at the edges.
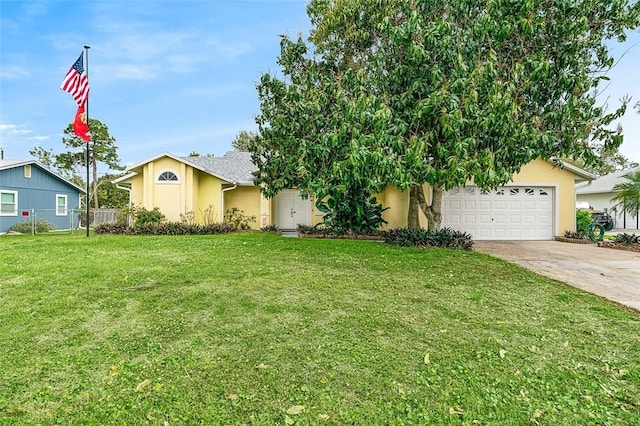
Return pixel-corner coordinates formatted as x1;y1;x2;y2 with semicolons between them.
182;151;257;185
576;166;640;195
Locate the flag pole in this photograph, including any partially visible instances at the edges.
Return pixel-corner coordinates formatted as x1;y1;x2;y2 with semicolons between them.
84;45;91;237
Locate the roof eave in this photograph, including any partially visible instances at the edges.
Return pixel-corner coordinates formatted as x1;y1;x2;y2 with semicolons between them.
549;159;595;182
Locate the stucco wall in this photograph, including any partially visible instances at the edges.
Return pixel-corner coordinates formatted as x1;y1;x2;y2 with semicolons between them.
195;173;223;223
129;173;144;206
378;186;408;229
147;158;184;221
224;186;262;229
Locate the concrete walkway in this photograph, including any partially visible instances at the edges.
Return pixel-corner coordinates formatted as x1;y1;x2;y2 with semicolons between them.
473;240;640;311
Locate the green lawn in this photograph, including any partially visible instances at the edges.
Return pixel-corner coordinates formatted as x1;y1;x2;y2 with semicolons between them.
1;232;638;425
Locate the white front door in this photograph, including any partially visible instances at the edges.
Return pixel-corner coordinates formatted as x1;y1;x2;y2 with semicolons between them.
275;189;312;230
442;186;554;240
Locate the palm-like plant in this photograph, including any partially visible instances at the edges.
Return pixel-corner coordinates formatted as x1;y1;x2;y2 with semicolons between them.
611;171;640;219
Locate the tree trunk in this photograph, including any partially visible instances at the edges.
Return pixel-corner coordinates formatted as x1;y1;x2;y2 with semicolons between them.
408;184;443;231
408;186;421;229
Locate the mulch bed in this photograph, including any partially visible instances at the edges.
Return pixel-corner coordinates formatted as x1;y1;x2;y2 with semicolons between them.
598;241;640;253
554;236;595;244
298;234;383;240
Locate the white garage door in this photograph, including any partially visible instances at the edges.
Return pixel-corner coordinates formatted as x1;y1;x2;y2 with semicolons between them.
442;186;554;240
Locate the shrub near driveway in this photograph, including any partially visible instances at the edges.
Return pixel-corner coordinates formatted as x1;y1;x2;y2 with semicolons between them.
0;233;639;424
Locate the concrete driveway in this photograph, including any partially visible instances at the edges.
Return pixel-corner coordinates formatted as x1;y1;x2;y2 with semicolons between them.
474;240;640;311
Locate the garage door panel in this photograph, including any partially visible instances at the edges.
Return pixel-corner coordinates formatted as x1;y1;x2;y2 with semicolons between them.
465;200;478;210
463;214;476;224
448;200;462;210
508;215;522;224
493;214;506;224
478;214;492;225
478;200;491;210
494;229;508;238
494;200;507;210
475;228;492;239
442;186;554;240
523;200;538;210
509;200;522;209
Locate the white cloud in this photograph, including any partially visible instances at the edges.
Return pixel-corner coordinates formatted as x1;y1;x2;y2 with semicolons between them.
0;123;32;136
204;37;253;59
0;65;29;80
182;83;249;99
101;64;160;81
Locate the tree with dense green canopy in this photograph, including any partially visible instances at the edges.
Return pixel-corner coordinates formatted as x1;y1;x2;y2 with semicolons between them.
250;0;639;230
30;118;123;209
231;130;257;151
95;173;130;209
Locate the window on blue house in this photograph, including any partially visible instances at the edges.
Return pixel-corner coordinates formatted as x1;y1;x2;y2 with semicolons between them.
0;190;18;216
56;194;68;216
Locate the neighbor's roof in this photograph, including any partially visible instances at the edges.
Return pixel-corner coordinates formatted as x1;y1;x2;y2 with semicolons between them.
576;166;640;195
112;151;257;185
0;159;86;193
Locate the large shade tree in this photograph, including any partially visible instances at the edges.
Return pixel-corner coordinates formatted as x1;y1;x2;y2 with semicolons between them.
251;0;639;230
31;118;123;209
60;118;123;209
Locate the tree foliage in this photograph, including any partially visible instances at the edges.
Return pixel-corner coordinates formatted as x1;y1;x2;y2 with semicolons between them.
612;171;640;218
564;123;639;176
251;0;639;230
96;173;130;208
231;130;257;151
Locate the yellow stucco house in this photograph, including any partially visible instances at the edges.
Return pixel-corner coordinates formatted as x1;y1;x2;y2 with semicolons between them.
113;151;593;240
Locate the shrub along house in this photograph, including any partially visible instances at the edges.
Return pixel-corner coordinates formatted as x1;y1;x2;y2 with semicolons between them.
113;151;592;240
0;159;85;233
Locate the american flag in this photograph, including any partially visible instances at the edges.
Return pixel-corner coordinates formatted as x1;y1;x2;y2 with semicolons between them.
60;53;89;106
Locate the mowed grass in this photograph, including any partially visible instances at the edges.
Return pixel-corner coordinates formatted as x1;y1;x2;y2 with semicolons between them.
0;232;638;425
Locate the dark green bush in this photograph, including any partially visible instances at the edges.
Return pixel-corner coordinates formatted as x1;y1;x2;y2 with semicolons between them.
94;223;129;234
576;209;593;234
298;224;340;236
94;221;235;235
9;220;53;234
134;207;165;227
315;189;388;235
614;233;639;245
384;227;474;251
224;208;256;230
261;225;279;232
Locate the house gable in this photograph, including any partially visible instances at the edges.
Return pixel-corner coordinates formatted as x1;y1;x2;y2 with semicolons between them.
0;160;84;232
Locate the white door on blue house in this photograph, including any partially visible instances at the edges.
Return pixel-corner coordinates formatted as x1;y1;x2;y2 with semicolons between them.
276;189;312;230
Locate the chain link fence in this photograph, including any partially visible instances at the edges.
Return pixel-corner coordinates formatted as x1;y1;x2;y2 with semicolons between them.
5;208;121;234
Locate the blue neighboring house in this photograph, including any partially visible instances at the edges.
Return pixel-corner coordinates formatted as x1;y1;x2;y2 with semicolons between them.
0;159;85;233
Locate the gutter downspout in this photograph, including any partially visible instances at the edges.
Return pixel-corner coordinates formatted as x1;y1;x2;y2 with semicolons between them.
221;183;237;222
116;184;132;226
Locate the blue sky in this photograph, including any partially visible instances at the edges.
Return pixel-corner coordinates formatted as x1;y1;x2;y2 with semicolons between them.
1;1;639;177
